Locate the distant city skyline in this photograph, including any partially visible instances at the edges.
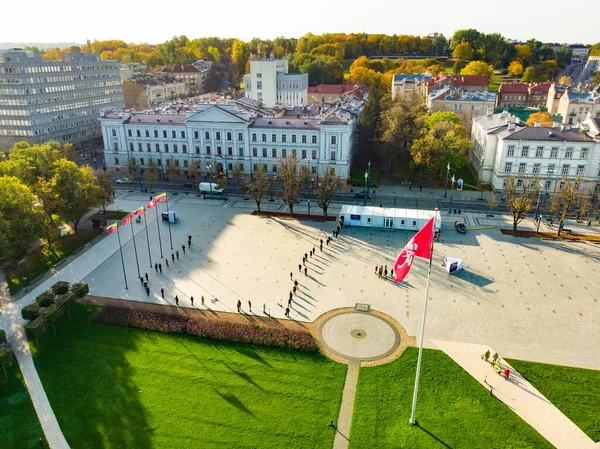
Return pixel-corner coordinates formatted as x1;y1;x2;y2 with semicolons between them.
1;0;597;46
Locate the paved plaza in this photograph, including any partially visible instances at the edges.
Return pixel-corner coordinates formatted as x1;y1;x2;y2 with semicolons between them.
76;191;600;370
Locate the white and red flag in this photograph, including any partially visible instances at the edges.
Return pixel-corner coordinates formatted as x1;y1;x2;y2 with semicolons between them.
393;217;434;284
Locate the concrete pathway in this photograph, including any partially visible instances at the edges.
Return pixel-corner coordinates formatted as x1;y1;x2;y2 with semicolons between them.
432;339;597;449
333;359;359;449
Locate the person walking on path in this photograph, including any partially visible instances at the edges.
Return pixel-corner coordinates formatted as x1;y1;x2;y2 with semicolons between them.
165;258;169;267
305;252;308;261
190;296;194;306
145;272;149;282
378;266;383;278
326;237;330;246
175;295;179;306
237;300;242;312
155;263;158;273
263;303;266;314
144;281;148;289
146;286;150;297
171;253;175;262
290;272;293;280
182;244;186;255
587;219;592;227
383;267;388;278
298;264;302;272
320;238;323;247
302;257;306;266
313;246;316;254
304;267;308;276
201;296;205;306
176;250;179;260
140;276;144;286
188;235;192;247
288;297;293;308
309;250;313;257
285;307;290;317
160;288;164;299
294;279;298;290
292;285;297;295
374;265;379;275
289;291;293;302
320;242;323;252
248;300;252;312
159;263;162;273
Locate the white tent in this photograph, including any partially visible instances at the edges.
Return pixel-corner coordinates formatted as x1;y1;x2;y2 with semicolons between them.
339;205;441;232
443;256;463;274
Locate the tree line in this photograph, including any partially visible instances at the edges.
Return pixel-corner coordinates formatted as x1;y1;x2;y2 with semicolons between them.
0;142;114;267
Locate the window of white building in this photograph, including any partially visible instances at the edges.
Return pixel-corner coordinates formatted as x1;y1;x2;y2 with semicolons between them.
518;163;527;173
547;164;555;174
565;148;572;158
581;148;588;159
550;147;558;158
504;162;512;173
521;146;529;157
535;147;543;157
577;165;585;175
562;165;570;175
507;146;514;156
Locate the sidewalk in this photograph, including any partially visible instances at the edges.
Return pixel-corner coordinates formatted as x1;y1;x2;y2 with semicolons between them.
432;339;597;449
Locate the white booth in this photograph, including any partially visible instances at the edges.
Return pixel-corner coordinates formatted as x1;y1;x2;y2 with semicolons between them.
339;205;441;232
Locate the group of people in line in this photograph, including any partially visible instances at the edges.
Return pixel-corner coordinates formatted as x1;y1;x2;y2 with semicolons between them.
483;349;510;380
374;264;392;280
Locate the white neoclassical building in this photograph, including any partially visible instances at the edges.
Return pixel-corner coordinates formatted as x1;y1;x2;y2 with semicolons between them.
243;58;308;107
471;112;600;192
100;99;364;180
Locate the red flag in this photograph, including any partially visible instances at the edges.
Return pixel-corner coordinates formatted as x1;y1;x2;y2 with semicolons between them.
132;206;144;216
393;217;434;284
146;198;156;209
147;192;166;209
121;214;131;226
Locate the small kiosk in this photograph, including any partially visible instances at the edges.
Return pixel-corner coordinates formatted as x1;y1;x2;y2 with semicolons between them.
162;210;178;223
443;256;464;274
339;205;441;232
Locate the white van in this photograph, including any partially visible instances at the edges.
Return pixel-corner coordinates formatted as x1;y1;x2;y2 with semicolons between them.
198;182;224;194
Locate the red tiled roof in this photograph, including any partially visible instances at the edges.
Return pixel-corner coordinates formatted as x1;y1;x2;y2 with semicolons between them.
307;84;355;95
161;65;200;73
499;83;529;93
529;82;551;93
448;75;490;87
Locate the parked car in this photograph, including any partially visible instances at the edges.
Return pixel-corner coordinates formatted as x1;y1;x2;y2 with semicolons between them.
455;221;467;233
181;181;196;188
353;192;372;199
199;182;224;193
116;178;131;184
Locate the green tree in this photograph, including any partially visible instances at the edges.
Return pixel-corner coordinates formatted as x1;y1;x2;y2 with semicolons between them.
548;178;582;237
231;39;247;83
508;60;523;77
450;29;484;52
314;166;345;218
231;163;244;185
0;176;43;263
279;154;301;216
515;44;533;64
127;157;138;176
460;61;494;76
96;172;115;213
165;157;180;180
243;165;269;213
426;111;460;127
590;43;600;57
146;158;159;188
452;42;474;61
50;161;101;234
522;66;535;82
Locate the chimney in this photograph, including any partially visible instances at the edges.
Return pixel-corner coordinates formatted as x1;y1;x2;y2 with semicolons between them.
534;121;541;127
486;109;493;116
508;123;516;131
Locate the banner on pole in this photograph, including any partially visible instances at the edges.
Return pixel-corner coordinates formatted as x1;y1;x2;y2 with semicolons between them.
393;217;434;284
106;223;118;234
121;214;132;226
147;192;167;209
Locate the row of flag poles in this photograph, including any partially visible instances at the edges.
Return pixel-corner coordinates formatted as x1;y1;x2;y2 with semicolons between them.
105;192;172;290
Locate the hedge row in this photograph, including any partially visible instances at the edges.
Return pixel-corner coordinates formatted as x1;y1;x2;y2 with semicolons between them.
0;329;6;345
21;303;43;321
94;306;318;352
35;290;55;307
50;281;70;295
0;347;13;376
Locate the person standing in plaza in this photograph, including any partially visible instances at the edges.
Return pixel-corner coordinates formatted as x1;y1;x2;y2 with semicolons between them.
140;276;144;286
304;267;307;276
294;279;298;290
313;245;316;254
182;244;186;255
302;257;306;266
305;252;308;261
160;288;165;299
320;238;323;247
285;307;290;317
298;264;302;272
176;250;179;260
159;263;162;273
144;281;148;289
375;265;378;275
326;237;330;246
165;258;169;267
383;266;388;278
145;272;149;282
248;300;252;312
320;241;323;252
171;253;175;262
288;297;293;308
292;285;297;295
309;250;313;257
146;286;150;297
237;300;242;312
188;235;192;247
289;291;293;302
155;263;158;273
190;296;194;306
290;272;293;280
201;296;205;306
175;295;179;306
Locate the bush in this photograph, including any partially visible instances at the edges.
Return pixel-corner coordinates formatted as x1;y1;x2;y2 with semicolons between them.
51;281;70;295
70;283;89;298
35;290;55;307
0;329;6;345
0;348;13;371
94;306;319;352
21;304;43;321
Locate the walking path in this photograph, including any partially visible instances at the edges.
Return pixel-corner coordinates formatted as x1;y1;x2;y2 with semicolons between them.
332;359;359;449
432;339;597;449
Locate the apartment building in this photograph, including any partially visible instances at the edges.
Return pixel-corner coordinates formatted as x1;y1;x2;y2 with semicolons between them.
427;87;496;122
123;73;187;109
391;73;432;101
308;84;356;106
496;82;551;109
471;111;600;192
425;74;490;97
555;88;600;125
0;48;123;153
99;94;365;179
160;59;212;96
243;58;308;107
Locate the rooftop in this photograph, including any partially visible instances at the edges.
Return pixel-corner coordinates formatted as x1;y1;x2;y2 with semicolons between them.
474;112;527;133
430;87;496;102
499;83;529;93
125;73;183;87
393;73;432;83
503;126;595;142
307;84;356;95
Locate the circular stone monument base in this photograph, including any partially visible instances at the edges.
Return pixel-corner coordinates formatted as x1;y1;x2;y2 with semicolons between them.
319;312;400;361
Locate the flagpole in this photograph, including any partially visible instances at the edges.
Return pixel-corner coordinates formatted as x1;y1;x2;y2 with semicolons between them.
409;217;436;425
129;216;141;278
155;205;164;258
142;207;152;268
116;228;128;289
165;192;173;250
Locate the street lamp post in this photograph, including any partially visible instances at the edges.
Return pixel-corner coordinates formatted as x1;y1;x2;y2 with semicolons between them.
535;182;544;236
206;163;214;196
444;162;450;199
364;170;368;206
448;175;456;214
367;160;371;195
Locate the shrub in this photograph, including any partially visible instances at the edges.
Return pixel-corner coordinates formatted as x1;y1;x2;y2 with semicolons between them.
70;283;89;298
0;329;6;345
94;306;319;352
21;303;43;321
35;290;55;307
51;281;70;295
0;348;13;375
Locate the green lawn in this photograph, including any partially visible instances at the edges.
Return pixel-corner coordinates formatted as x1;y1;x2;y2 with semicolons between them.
104;210;129;219
350;347;552;449
507;359;600;442
32;305;347;449
0;361;47;449
6;230;102;295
